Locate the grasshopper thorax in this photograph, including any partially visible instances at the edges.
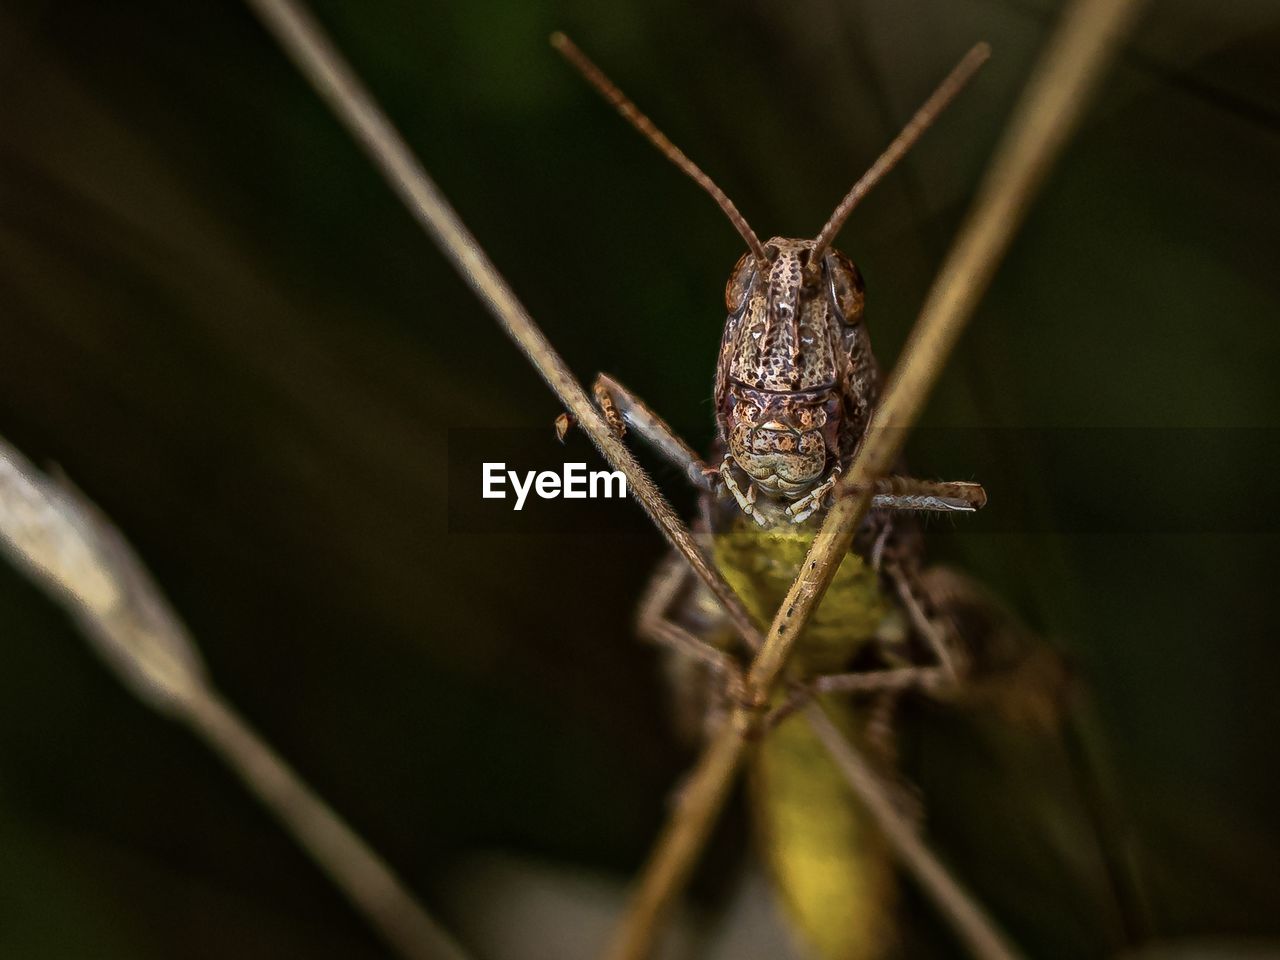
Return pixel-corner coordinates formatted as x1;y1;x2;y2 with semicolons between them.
716;238;870;502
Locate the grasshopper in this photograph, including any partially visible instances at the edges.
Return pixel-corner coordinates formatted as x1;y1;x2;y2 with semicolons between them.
554;36;1067;960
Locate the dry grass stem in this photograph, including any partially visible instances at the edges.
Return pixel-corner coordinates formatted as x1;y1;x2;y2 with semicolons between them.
607;0;1145;956
183;690;471;960
240;0;765;653
0;437;471;960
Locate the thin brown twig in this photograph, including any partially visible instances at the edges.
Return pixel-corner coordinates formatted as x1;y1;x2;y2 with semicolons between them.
605;0;1145;957
240;0;765;654
0;437;471;960
183;690;465;960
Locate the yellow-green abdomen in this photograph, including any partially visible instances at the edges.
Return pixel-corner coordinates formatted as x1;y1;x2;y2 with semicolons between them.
714;527;898;960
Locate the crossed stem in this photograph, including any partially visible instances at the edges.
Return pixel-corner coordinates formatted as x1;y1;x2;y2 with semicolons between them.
242;1;1147;959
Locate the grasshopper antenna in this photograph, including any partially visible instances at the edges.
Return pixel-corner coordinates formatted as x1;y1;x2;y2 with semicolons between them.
552;32;770;271
811;42;991;263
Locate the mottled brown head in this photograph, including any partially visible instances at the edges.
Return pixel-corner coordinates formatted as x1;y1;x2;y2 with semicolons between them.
716;239;867;498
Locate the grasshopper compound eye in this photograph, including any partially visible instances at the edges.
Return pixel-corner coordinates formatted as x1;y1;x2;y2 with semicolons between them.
725;251;756;314
824;250;866;327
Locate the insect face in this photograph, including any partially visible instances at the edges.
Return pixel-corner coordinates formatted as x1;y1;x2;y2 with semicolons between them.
724;385;838;497
718;239;867;502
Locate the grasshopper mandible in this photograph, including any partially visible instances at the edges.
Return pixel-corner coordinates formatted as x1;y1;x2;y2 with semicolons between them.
554;35;1063;960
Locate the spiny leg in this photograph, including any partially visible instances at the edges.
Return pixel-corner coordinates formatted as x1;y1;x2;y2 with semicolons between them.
772;479;992;718
872;477;987;513
798;562;1074;730
558;372;715;493
769;561;966;726
787;475;986;525
719;457;766;527
912;566;1073;729
911;568;1146;938
766;664;949;728
566;380;760;701
885;562;1074;720
886;562;966;684
636;551;743;696
589;375;774;529
786;466;842;523
593;376;626;438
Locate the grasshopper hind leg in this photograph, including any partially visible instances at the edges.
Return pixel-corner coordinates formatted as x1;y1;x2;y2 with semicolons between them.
636;549;738;743
906;565;1074;729
802;558;1072;727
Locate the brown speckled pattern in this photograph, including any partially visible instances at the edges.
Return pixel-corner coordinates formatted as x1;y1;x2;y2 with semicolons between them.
728;239;839;393
715;238;877;502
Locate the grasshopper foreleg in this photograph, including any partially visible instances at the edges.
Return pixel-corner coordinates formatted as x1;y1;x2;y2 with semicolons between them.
558;373;716;493
788;475;986;525
719;458;767;527
786;466;841;523
872;478;987;513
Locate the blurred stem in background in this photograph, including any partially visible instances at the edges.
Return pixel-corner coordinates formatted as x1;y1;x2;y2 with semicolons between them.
0;437;472;960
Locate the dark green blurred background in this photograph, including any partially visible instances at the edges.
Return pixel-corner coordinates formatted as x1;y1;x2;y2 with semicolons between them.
1;0;1278;957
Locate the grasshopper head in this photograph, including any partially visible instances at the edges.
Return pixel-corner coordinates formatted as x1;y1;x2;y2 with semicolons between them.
719;240;864;500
